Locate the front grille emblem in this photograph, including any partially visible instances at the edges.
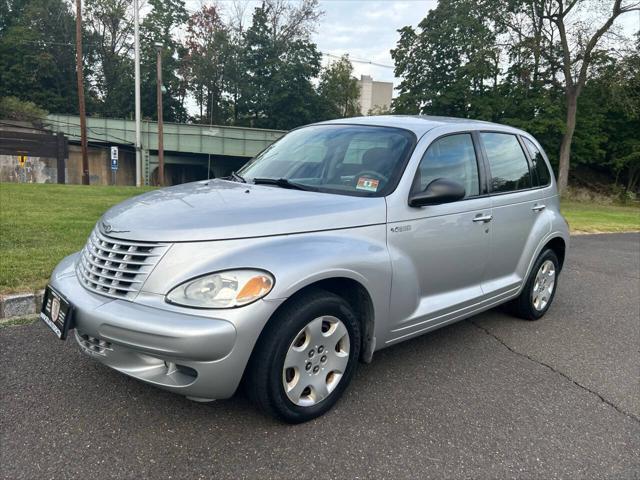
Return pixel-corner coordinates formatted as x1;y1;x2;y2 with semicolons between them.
101;221;128;234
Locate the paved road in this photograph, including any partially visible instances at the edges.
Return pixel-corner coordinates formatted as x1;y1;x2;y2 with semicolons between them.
1;233;638;479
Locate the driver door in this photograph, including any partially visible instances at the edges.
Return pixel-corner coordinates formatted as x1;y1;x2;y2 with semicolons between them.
386;132;492;342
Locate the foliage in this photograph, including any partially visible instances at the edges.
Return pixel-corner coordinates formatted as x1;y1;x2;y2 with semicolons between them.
85;0;135;118
0;96;47;121
318;55;360;119
140;0;189;122
368;105;392;116
392;0;640;192
0;0;340;130
392;0;500;118
0;0;78;114
184;5;231;124
2;0;634;194
241;0;323;129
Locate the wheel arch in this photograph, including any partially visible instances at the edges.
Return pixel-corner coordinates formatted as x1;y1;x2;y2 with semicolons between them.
543;236;567;271
256;276;377;365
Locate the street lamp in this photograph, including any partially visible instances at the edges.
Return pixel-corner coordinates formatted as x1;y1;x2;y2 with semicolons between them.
155;41;164;187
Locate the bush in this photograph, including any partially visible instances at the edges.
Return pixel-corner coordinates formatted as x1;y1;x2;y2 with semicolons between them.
0;96;47;122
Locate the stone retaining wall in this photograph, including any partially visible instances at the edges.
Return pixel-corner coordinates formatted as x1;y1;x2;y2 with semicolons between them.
0;290;44;320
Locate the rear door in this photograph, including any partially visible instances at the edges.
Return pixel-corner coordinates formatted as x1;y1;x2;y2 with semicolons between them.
478;132;551;297
385;132;492;342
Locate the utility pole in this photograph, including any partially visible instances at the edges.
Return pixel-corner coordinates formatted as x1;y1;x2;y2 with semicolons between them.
134;0;142;187
75;0;89;185
155;42;164;187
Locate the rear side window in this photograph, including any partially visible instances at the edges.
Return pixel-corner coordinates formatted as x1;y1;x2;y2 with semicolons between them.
414;134;479;197
522;137;552;187
480;132;532;193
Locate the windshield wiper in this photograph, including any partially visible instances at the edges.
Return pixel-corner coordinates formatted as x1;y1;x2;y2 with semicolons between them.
252;177;315;191
230;171;246;183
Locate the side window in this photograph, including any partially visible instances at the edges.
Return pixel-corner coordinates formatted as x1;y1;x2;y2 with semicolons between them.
414;134;479;197
480;132;532;193
522;137;552;187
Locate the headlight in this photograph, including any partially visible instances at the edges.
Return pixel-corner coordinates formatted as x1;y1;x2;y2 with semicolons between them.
166;269;274;309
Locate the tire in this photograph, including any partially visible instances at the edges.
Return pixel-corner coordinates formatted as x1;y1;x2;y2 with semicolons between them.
245;289;361;423
509;249;560;321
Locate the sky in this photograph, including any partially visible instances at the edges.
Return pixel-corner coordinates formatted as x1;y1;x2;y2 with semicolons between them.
184;0;638;93
313;0;437;85
184;0;438;88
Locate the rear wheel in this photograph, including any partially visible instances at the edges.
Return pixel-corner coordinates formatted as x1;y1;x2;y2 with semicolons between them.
246;289;360;423
509;249;559;320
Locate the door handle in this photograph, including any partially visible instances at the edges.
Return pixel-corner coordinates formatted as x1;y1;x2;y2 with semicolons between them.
532;204;546;212
473;214;493;223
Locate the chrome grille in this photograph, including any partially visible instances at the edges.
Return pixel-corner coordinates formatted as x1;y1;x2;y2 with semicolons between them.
76;227;168;300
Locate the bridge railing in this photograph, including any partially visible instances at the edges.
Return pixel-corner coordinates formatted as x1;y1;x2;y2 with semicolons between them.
45;114;286;158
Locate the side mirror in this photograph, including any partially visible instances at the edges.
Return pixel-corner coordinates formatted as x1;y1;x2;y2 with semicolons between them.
409;178;466;207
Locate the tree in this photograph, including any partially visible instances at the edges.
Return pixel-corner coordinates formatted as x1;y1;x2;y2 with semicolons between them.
391;0;500;119
85;0;135;118
0;95;47;121
242;0;323;129
541;0;640;192
0;0;79;113
317;55;360;118
184;5;231;124
221;0;251;125
391;0;639;191
140;0;188;122
596;37;640;193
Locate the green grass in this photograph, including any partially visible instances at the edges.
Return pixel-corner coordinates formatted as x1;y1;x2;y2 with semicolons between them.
0;315;38;327
0;183;154;294
0;183;638;295
561;200;640;234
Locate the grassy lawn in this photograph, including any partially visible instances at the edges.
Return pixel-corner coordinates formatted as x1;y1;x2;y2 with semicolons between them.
0;183;154;294
1;183;639;295
561;200;640;234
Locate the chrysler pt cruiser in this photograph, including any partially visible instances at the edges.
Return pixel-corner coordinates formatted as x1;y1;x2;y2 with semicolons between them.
42;116;569;423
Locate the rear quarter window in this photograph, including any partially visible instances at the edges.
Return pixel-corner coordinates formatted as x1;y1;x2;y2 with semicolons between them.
522;137;552;187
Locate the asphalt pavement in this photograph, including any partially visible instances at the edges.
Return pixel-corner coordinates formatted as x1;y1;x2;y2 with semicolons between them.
1;233;639;479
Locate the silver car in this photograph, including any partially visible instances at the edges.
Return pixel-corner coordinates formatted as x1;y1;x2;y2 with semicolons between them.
42;116;569;423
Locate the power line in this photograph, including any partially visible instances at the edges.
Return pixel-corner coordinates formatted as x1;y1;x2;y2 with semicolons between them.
320;51;394;69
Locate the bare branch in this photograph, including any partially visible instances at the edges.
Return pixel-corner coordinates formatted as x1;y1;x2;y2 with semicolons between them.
576;0;624;89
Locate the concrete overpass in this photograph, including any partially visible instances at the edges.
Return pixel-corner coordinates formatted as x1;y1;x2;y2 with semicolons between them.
44;114;285;184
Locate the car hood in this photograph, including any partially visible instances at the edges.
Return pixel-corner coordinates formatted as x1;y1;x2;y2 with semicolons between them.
101;179;386;242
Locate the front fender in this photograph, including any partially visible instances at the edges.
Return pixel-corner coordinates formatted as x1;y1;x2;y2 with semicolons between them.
142;225;392;332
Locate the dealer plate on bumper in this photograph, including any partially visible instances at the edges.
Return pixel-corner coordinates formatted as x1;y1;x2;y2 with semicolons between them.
40;285;74;340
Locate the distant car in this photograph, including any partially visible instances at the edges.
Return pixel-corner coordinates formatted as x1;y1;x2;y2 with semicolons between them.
42;116;569;423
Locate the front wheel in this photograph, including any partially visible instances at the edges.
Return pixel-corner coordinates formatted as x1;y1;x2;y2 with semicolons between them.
509;249;559;320
245;289;361;423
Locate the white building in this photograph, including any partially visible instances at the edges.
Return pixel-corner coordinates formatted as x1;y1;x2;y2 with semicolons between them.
357;75;393;115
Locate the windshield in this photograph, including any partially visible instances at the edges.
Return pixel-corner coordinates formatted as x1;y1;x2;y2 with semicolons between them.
238;125;416;197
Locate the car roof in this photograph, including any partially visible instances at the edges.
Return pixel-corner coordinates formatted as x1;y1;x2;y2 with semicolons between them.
314;115;527;138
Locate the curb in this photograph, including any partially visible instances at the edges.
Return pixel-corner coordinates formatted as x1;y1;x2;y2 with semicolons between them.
0;290;45;320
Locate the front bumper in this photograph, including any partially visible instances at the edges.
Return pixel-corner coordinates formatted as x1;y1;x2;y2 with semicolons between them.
49;253;283;400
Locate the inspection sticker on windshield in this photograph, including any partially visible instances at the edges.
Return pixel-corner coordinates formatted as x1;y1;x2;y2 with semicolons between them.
356;177;379;192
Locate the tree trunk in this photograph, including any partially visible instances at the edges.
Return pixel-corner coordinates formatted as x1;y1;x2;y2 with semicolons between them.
557;89;578;193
